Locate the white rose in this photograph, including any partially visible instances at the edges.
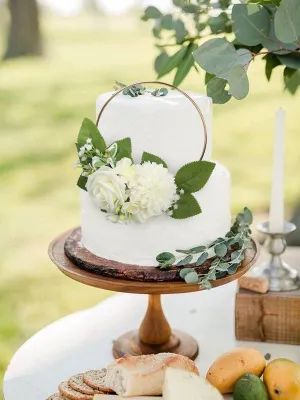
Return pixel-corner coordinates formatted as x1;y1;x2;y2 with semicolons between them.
115;157;137;186
86;166;128;214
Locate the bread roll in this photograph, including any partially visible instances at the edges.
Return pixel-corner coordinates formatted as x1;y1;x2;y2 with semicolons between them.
105;353;199;397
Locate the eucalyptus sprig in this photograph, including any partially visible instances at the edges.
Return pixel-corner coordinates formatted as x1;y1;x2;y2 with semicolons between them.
156;207;253;289
114;81;168;98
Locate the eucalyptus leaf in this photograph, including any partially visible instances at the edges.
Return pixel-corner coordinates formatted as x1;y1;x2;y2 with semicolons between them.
173;19;188;43
207;77;231;104
171;193;201;219
208;12;229;34
161;14;173;30
205;72;215;84
77;175;88;191
277;54;300;69
232;4;271;46
173;43;197;87
201;280;212;290
155;52;169;75
175;161;216;193
77;118;106;154
143;5;162;20
179;268;195;279
194;38;238;77
184;271;199;284
141;152;167;168
196;252;208;266
157;46;189;78
190;245;206;253
227;64;250;100
274;0;300;43
261;20;298;55
236;48;253;70
228;264;239;275
156;252;175;265
243;207;253;224
177;255;193;266
217;262;230;272
215;243;227;257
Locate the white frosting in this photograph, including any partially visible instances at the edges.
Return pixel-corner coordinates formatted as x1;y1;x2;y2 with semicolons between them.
81;162;231;266
96;90;212;171
80;90;231;266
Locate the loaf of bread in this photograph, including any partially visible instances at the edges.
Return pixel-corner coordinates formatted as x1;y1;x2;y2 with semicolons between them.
163;368;224;400
105;353;199;397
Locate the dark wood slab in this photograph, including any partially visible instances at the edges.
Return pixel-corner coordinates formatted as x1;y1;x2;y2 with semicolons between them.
49;228;259;294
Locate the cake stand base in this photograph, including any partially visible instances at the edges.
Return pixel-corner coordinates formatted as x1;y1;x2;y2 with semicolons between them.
113;329;199;360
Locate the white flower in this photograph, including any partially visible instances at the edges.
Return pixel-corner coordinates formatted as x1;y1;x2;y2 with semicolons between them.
85;144;93;151
86;138;92;144
86;166;128;214
180;189;184;194
73;160;79;169
124;162;177;223
78;147;85;157
115;158;137;186
92;156;101;168
81;156;87;162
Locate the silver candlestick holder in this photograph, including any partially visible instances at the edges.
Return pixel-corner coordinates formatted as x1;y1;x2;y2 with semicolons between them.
251;221;299;291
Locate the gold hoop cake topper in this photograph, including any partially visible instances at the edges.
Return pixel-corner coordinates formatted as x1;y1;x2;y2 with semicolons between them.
95;81;208;161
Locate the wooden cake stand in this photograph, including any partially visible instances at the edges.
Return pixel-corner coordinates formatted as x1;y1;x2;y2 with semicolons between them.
49;228;259;361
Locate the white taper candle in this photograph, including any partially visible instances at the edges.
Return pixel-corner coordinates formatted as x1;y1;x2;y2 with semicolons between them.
269;108;285;233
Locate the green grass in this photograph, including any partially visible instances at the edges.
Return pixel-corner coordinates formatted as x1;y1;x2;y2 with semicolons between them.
0;12;300;386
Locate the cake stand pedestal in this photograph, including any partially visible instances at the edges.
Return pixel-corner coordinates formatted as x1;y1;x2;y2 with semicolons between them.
49;229;259;360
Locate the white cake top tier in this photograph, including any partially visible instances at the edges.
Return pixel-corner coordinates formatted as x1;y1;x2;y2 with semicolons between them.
96;90;212;173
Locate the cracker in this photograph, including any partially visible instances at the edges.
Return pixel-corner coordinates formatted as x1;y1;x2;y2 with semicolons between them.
46;394;66;400
58;381;93;400
83;369;114;393
68;373;103;395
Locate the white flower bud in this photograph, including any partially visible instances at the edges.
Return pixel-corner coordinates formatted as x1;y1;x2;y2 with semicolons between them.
180;189;184;194
174;204;178;210
86;138;92;144
81;156;87;161
85;144;92;151
174;194;180;201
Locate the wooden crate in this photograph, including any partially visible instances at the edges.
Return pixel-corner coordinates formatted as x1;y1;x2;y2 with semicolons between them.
235;288;300;344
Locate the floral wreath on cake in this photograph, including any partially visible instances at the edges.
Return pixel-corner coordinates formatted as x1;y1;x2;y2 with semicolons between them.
75;82;216;225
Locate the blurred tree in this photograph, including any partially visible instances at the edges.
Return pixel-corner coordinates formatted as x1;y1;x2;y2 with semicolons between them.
3;0;42;60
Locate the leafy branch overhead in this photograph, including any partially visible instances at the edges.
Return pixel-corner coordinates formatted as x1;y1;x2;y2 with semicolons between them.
142;0;300;103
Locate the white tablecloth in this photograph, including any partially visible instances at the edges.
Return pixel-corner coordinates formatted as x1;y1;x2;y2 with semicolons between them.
3;279;300;400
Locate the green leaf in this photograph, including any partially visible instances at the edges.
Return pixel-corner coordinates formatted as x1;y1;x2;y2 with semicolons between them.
194;38;238;77
277;54;300;69
143;6;162;20
264;53;281;81
227;64;250;100
155;52;169;75
173;43;198;87
208;12;229;34
171;193;201;219
175;161;215;193
115;149;132;162
161;14;173;30
243;207;253;224
196;252;208;266
228;264;240;275
77;118;106;154
141;152;168;168
180;268;195;279
205;72;215;84
152;19;162;39
184;271;199;284
215;243;227;257
232;4;271;46
173;0;185;6
157;46;189;78
274;0;300;43
107;142;118;158
182;4;199;14
116;137;132;156
173;19;188;43
236;48;253;70
77;175;88;191
156;252;176;265
261;20;298;55
217;262;230;272
207;77;232;104
284;68;300;94
177;255;193;266
190;245;206;253
201;280;212;290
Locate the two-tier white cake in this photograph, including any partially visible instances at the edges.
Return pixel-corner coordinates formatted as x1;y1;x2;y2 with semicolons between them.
79;88;231;266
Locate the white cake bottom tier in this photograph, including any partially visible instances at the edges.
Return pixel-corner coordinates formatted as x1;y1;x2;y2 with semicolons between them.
80;162;231;266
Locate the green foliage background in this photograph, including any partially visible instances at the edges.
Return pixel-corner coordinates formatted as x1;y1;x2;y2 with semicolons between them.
0;11;300;388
